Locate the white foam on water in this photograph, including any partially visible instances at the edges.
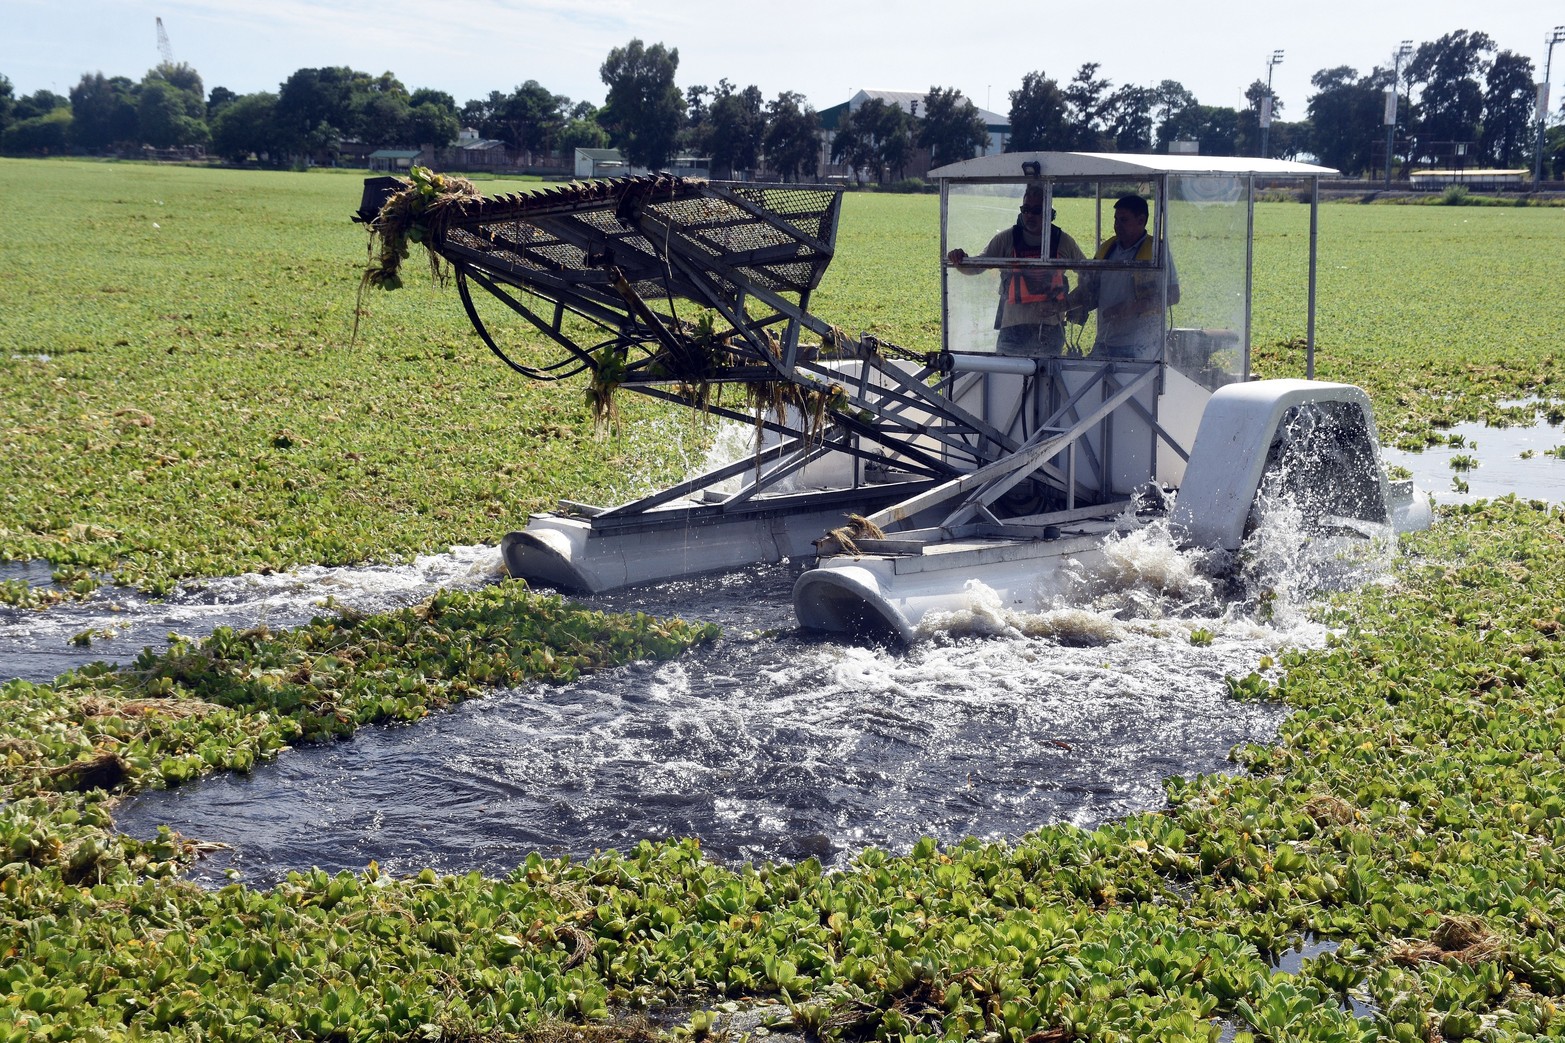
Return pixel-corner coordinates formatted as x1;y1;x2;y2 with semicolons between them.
593;410;738;505
1084;520;1220;606
702;420;763;488
913;509;1352;653
195;544;506;611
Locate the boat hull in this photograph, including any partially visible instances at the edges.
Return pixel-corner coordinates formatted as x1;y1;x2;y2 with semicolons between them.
792;525;1114;642
500;486;925;594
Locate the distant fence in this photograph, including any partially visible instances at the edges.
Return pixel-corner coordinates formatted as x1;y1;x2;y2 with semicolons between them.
1332;177;1563;195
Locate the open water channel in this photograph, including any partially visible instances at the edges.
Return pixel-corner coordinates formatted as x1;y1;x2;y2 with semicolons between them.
7;408;1564;887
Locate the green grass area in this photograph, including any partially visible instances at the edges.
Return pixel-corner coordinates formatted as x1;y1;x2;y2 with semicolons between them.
7;159;1565;1041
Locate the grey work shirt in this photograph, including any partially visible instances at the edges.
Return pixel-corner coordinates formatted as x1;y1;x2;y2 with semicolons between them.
1094;235;1178;358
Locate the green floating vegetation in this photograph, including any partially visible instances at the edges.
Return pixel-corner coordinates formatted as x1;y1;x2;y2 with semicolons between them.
3;498;1565;1041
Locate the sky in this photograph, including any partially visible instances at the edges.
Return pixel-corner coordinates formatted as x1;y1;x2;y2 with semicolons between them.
5;0;1560;123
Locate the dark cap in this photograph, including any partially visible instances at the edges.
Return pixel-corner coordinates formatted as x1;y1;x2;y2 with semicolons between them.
1113;193;1149;218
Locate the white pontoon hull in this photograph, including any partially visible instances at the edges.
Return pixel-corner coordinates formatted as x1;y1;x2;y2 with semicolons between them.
793;523;1116;642
500;485;927;594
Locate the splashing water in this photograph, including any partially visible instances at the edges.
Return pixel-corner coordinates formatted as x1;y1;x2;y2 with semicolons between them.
104;504;1376;886
1234;483;1399;633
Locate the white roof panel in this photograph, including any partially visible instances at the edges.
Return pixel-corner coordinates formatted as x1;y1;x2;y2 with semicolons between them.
929;151;1338;180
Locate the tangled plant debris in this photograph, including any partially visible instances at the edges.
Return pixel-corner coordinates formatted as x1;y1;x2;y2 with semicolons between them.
360;166;482;292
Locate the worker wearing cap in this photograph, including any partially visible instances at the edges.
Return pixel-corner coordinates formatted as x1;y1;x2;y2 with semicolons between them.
1069;193;1180;359
947;185;1085;357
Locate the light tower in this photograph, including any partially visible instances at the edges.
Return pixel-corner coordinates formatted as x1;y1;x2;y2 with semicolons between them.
1385;40;1413;190
1536;26;1565;186
1261;50;1284;159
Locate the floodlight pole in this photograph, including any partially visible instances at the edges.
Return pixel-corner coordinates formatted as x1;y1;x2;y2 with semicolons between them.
1385;41;1413;190
1536;27;1565;186
1261;50;1284;158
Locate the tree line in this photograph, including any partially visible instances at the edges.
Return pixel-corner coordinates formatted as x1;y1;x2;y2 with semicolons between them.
1;28;1560;179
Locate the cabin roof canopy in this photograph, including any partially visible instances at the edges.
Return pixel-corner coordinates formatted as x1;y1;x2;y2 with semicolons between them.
930;151;1339;181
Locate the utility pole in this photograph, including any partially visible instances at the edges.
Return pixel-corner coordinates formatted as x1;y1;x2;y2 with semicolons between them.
1261;50;1284;159
1536;26;1565;186
1385;40;1413;190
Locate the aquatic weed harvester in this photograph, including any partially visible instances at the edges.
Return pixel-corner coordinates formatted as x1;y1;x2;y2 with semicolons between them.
356;154;1431;640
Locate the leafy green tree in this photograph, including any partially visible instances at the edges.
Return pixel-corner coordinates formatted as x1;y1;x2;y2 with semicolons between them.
0;75;13;139
69;73;138;151
1152;81;1196;126
358;88;411;145
683;84;712;137
1244;78;1282;121
1233;79;1277;156
1305;65;1386;174
274;67;404;155
1406;30;1494;161
764;91;821;181
14;89;68;121
1103;84;1155;152
1007;70;1068;151
1547;124;1565;179
831;98;911;183
1480;50;1535;167
460;92;505;138
1062;62;1112;150
1158;103;1241;157
560;120;608;152
917;86;988;167
138;64;208;149
276;67;361;158
488;80;567;154
706;80;766;177
559;114;610;152
153;61;204;101
2;106;71;154
1264;122;1307;161
407;102;459;148
1151;82;1200;151
599;38;684;169
410;88;456;114
829;107;871;177
207;86;238;117
402;88;459;148
210;92;283;164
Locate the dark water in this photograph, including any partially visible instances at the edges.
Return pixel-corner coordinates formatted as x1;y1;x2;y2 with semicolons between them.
105;534;1304;887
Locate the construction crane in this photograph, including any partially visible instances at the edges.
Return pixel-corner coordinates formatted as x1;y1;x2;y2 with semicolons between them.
156;17;174;63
